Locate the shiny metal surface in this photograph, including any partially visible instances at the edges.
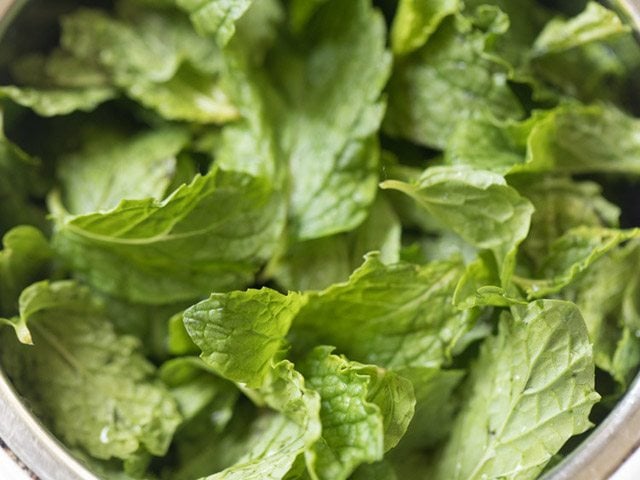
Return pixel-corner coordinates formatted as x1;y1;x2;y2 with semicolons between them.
1;1;640;479
0;369;96;480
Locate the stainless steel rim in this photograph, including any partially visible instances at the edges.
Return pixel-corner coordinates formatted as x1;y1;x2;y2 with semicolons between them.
1;1;640;479
0;369;98;480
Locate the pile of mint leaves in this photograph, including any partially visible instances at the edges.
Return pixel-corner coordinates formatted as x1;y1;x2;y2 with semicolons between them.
2;0;640;478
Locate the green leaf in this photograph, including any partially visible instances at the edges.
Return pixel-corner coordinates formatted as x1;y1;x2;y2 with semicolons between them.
60;6;237;123
267;196;401;291
432;300;599;480
128;62;239;123
515;177;620;270
560;241;640;383
390;0;460;55
464;0;551;67
205;413;312;480
176;0;253;45
184;288;307;388
445;103;640;175
58;127;189;214
0;226;52;319
0;121;46;234
0;281;181;461
206;360;321;480
220;0;391;240
526;103;640;175
385;15;523;149
395;367;465;449
159;356;238;426
532;2;628;56
358;364;415;452
299;346;404;480
0;86;116;116
611;327;640;388
52;169;286;304
167;311;199;355
444;115;538;175
381;166;533;278
518;227;640;299
282;0;390;240
291;254;473;369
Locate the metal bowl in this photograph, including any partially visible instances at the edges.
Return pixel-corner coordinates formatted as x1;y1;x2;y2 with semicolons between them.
1;1;640;479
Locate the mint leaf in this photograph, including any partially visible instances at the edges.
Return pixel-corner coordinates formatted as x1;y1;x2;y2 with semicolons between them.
0;226;52;320
519;227;640;298
299;346;414;480
52;169;286;304
0;86;116;116
184;288;306;388
0;281;181;461
515;177;620;270
291;254;472;369
445;103;640;175
206;360;321;480
532;2;629;56
433;300;599;480
391;0;460;55
267;196;401;291
60;6;237;123
396;367;464;449
527;103;640;174
385;15;523;149
58;127;189;214
0;121;46;234
561;241;640;383
381;166;533;279
220;0;391;240
175;0;253;45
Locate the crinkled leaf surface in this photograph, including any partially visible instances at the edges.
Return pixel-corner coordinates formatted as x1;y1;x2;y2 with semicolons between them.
0;281;181;461
520;227;640;298
268;196;401;291
529;2;635;101
184;288;306;388
58;127;188;214
527;103;640;174
532;2;628;56
52;169;286;304
299;346;412;480
291;254;472;369
0;86;116;116
385;15;523;149
176;0;253;45
433;300;599;480
220;0;391;240
560;241;640;381
276;0;390;240
59;6;237;123
515;177;620;270
381;166;533;277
